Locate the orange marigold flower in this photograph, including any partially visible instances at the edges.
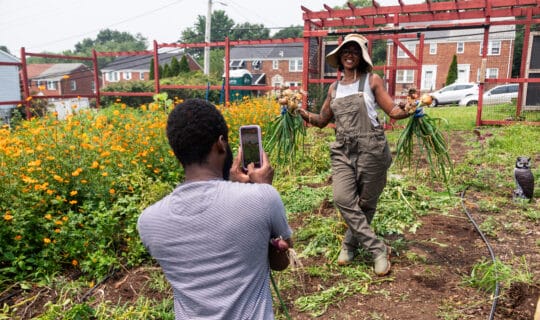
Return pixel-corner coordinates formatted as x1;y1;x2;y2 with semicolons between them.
14;235;22;241
109;189;115;195
91;161;99;169
72;259;78;267
55;228;61;233
4;214;13;221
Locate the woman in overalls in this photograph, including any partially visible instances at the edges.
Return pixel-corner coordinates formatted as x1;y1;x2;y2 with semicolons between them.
298;34;412;276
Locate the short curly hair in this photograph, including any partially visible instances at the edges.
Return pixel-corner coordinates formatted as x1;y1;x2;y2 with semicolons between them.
166;98;228;166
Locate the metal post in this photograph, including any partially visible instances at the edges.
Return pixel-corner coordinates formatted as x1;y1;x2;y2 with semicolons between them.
204;0;212;75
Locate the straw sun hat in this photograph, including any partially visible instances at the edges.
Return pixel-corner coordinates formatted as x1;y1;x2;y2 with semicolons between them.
326;34;373;72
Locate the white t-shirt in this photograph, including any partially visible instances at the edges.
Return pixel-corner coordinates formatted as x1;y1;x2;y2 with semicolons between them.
138;180;292;319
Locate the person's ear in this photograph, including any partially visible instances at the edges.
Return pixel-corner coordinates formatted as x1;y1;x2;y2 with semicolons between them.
216;135;227;154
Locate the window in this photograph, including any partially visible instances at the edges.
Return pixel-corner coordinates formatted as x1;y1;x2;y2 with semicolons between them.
397;43;416;58
139;72;145;80
252;60;261;70
489;41;501;55
106;72;119;82
70;80;77;91
289;59;302;72
287;82;301;89
476;68;499;81
429;43;437;55
487;68;499;79
47;81;57;90
456;42;464;54
396;70;414;83
230;60;245;69
91;81;96;93
124;72;132;80
479;41;502;55
272;60;279;70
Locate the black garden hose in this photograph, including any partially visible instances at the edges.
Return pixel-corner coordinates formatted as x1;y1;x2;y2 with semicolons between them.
460;186;500;320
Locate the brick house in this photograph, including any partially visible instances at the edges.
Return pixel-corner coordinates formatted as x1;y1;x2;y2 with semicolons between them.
229;42;304;89
27;63;96;95
100;52;201;87
387;19;516;94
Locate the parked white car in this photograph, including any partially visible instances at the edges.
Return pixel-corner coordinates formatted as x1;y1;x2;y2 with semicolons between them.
458;84;519;106
428;83;479;107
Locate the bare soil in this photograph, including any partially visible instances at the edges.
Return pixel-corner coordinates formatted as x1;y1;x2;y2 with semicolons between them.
3;130;539;319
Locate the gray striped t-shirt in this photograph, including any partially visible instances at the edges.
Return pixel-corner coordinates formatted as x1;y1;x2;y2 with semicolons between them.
137;179;292;319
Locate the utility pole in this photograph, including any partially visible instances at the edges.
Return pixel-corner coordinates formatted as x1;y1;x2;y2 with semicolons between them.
204;0;212;75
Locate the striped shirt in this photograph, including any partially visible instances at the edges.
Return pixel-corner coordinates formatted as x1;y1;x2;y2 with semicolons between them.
137;179;292;319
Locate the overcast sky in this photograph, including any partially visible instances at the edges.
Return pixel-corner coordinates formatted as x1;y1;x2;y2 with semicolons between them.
0;0;419;57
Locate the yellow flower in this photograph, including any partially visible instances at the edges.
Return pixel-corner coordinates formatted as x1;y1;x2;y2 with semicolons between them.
109;189;115;195
69;200;78;205
44;213;52;220
54;228;61;233
70;190;78;196
3;214;13;221
101;172;108;177
113;110;120;116
43;238;51;244
91;161;99;169
72;259;78;267
71;168;82;176
53;175;63;182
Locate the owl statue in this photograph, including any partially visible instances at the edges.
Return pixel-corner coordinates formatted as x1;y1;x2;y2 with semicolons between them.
513;156;534;201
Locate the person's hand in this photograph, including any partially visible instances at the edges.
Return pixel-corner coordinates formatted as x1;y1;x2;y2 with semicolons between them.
246;151;274;184
229;147;250;183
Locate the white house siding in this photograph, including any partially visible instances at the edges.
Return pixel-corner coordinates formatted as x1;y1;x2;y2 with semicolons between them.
0;50;21;124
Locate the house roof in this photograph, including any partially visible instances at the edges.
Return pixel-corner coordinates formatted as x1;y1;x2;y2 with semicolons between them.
28;63;89;81
230;42;303;61
0;50;20;63
396;18;516;43
101;52;201;72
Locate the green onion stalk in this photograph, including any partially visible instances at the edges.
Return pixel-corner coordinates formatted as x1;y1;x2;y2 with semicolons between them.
265;89;306;167
395;97;453;192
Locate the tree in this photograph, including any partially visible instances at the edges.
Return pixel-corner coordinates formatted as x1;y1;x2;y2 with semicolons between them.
74;29;147;54
162;64;171;78
272;26;303;39
230;22;270;41
170;56;180;77
0;46;11;54
149;58;155;80
180;10;235;54
179;55;190;74
512;25;524;78
446;55;458;85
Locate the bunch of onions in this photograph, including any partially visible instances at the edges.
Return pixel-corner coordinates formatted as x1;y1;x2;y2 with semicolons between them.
395;94;453;188
266;87;306;166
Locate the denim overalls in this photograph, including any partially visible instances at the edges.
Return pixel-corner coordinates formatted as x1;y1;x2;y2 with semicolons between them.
329;73;392;257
